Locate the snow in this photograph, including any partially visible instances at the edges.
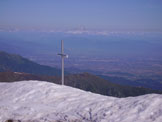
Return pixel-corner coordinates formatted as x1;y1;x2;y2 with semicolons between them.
0;80;162;122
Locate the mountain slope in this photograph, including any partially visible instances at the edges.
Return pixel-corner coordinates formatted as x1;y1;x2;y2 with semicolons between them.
0;72;161;97
0;80;162;122
0;51;62;76
64;73;162;97
99;75;162;91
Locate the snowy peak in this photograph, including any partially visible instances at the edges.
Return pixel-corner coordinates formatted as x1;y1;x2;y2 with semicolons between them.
0;80;162;122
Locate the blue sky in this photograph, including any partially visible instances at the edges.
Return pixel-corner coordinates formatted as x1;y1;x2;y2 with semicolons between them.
0;0;162;31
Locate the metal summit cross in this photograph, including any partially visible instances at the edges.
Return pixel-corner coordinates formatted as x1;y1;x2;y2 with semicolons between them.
58;40;68;85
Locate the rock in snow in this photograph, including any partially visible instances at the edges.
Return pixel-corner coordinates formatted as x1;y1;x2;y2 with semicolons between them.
0;81;162;122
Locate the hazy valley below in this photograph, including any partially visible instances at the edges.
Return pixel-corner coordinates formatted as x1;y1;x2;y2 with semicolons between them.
0;31;162;91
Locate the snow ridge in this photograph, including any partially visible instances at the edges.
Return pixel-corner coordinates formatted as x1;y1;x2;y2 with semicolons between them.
0;80;162;122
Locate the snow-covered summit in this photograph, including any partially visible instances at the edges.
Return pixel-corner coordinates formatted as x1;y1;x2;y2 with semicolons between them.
0;80;162;122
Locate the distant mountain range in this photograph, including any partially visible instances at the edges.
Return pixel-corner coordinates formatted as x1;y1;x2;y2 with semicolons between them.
0;51;62;76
